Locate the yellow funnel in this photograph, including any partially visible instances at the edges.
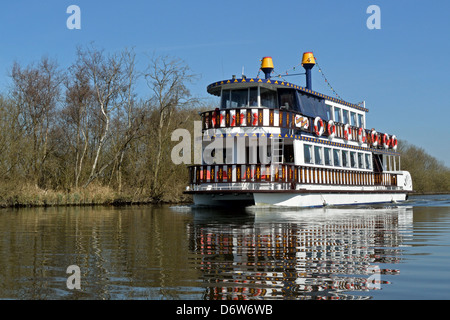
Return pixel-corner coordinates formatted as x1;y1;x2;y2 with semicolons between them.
261;56;274;69
302;52;316;66
260;56;274;79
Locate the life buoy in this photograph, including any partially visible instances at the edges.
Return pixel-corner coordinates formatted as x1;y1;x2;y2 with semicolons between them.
382;133;389;149
327;120;336;140
391;135;398;150
344;124;352;141
314;117;324;136
370;129;378;147
358;127;366;144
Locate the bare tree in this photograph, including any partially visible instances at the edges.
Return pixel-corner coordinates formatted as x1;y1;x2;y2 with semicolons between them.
10;57;64;187
75;45;144;189
144;55;197;199
113;49;146;194
62;61;94;188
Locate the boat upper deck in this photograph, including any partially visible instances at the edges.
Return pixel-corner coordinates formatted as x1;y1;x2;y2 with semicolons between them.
199;54;400;157
207;77;369;113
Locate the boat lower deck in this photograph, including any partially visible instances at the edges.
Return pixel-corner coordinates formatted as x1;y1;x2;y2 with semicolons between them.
186;160;413;208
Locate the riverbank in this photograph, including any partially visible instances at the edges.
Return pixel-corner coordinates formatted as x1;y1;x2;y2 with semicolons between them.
0;183;192;208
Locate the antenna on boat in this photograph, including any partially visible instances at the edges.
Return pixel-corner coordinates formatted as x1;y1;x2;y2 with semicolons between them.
260;57;274;79
302;52;316;90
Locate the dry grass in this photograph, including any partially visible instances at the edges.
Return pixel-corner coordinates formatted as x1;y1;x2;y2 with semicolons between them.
0;182;120;208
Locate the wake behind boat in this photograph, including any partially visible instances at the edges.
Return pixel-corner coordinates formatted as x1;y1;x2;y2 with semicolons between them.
184;52;413;207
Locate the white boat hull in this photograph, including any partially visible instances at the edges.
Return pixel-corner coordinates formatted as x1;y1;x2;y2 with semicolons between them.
253;192;407;207
193;191;408;207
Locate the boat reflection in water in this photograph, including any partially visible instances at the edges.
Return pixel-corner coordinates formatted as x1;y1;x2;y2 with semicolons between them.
189;205;413;300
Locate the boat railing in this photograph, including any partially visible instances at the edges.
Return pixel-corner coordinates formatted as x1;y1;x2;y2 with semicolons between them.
188;164;398;188
200;108;395;150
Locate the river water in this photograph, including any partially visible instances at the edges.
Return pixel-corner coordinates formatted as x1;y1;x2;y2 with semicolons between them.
0;194;449;300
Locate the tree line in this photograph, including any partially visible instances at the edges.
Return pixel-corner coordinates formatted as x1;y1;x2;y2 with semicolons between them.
398;141;450;194
0;46;448;207
0;45;203;207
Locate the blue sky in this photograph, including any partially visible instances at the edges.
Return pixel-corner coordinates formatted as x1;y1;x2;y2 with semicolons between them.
1;0;449;166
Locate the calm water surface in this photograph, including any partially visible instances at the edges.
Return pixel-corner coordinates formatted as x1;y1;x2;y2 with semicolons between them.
0;194;449;300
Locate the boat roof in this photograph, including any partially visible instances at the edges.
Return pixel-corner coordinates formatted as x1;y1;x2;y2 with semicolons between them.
207;77;369;113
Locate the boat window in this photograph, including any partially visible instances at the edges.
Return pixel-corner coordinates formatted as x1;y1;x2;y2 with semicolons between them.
350;112;357;126
334;107;342;123
365;154;372;169
342;150;349;167
260;87;277;108
358;153;364;169
278;89;296;110
324;147;332;166
304;144;313;164
343;109;349;124
314;146;323;165
249;87;258;106
325;105;332;121
350;151;357;168
333;149;341;166
230;89;249;108
358;114;364;128
221;89;231;108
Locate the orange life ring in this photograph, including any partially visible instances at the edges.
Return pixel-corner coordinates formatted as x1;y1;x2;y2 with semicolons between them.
327;120;336;140
344;124;352;141
370;129;378;147
314;117;324;136
391;135;398;150
382;133;389;149
358;127;366;144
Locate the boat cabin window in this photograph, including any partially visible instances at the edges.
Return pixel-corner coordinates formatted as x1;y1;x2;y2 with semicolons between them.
350;112;357;126
342;150;349;167
365;154;372;169
358;153;364;169
343;109;349;124
221;88;258;108
304;144;313;164
358;114;364;128
314;146;323;165
325;105;332;121
260;87;277;108
278;89;296;110
350;151;357;168
324;148;332;166
249;87;258;106
333;149;341;166
334;107;342;123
